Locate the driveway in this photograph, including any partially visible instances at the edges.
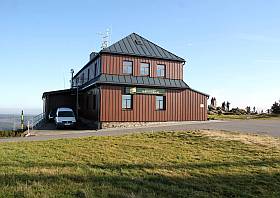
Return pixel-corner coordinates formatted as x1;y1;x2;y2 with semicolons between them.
0;119;280;142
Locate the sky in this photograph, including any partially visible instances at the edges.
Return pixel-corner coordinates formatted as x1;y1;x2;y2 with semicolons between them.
0;0;279;114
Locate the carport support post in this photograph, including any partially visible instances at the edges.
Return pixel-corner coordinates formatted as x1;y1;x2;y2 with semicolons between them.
76;86;79;119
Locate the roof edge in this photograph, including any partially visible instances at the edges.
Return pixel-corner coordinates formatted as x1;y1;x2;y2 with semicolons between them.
42;89;72;99
188;88;209;97
100;51;185;63
94;82;187;89
73;53;100;79
79;74;189;90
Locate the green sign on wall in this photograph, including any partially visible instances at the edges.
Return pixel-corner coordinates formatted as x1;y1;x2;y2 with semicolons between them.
125;87;165;95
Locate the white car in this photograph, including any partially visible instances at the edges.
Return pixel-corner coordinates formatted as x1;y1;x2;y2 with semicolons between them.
55;108;76;129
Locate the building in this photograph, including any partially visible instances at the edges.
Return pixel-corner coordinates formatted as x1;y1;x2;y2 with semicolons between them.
42;33;209;128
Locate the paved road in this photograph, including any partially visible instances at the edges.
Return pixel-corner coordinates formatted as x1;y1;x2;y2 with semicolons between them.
0;120;279;142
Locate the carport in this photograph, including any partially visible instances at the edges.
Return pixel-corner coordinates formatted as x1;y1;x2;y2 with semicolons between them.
42;89;76;119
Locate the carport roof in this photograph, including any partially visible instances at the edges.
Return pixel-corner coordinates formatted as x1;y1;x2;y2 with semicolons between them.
42;89;72;99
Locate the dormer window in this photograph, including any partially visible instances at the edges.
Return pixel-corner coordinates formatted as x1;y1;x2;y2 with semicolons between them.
135;39;143;45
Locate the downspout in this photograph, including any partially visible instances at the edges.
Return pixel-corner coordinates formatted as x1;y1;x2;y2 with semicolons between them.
97;85;102;130
97;56;102;129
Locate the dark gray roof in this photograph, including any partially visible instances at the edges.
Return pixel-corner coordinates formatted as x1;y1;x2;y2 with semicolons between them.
43;75;209;98
82;74;189;90
101;33;185;62
74;52;99;78
42;89;72;98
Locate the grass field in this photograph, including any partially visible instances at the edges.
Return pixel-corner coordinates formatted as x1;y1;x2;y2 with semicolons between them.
208;113;280;120
0;130;280;197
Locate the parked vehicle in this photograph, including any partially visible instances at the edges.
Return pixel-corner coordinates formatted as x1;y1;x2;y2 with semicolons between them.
48;109;57;122
55;108;76;129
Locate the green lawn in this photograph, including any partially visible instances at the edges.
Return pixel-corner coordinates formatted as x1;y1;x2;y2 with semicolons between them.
208;113;280;120
0;130;280;197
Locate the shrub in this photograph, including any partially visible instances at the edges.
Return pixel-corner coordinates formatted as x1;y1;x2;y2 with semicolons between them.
271;101;280;114
230;108;247;115
0;129;25;137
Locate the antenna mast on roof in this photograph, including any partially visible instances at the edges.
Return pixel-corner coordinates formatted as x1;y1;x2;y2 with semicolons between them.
97;28;111;49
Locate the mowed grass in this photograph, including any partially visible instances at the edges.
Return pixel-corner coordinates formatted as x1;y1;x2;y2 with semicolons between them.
0;131;280;197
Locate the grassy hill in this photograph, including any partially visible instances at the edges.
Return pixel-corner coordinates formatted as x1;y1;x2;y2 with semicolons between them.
0;130;279;197
208;113;280;120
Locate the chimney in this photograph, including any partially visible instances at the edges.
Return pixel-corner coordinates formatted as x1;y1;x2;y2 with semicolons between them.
90;52;97;61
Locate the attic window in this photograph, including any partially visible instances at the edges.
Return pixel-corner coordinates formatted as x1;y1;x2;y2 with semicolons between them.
135;39;143;45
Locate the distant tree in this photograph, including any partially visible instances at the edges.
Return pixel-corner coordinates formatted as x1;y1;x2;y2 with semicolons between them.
253;106;256;113
226;101;230;112
271;101;280;114
221;102;226;111
211;97;214;106
213;97;217;107
246;106;251;114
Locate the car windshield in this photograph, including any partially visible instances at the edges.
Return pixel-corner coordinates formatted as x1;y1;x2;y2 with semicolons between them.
58;111;75;117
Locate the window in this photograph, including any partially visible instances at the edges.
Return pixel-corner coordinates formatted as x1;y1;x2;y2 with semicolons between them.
156;64;165;77
58;111;75;117
140;63;150;76
81;73;85;84
123;61;133;75
92;95;96;110
122;95;132;109
87;68;90;81
135;39;143;45
156;96;166;110
94;63;98;77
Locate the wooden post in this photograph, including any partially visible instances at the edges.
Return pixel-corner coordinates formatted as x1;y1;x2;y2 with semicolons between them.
21;110;24;131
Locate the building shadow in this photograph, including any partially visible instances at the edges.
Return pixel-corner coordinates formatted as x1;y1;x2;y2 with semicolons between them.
36;120;98;130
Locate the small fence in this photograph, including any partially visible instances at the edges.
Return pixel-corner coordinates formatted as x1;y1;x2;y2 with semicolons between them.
29;113;46;130
0;113;45;131
0;114;28;131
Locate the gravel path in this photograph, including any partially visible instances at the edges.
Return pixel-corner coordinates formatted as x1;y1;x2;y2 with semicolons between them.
0;120;279;143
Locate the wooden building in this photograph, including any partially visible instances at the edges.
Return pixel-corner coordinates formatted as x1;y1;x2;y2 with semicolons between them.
43;33;208;128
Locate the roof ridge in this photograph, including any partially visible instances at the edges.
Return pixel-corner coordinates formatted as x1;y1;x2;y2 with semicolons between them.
102;33;131;52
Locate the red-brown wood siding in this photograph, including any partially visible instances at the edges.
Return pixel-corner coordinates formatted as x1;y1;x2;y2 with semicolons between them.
100;85;208;122
101;54;183;80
